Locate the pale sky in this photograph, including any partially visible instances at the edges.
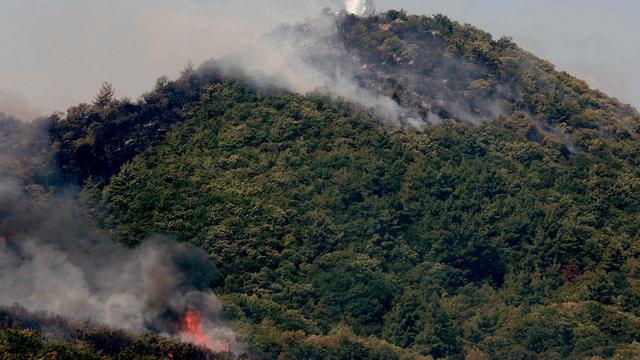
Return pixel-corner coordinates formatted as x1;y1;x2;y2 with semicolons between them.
1;0;638;119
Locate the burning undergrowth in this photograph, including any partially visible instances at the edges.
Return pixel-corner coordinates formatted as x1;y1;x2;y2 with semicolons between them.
0;305;239;359
0;115;241;354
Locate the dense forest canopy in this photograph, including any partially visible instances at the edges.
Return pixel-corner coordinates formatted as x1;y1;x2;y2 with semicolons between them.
3;10;640;360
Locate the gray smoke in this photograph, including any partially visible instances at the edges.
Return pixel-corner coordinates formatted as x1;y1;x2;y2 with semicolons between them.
0;89;43;121
0;0;424;129
0;116;240;353
213;10;428;129
233;8;513;128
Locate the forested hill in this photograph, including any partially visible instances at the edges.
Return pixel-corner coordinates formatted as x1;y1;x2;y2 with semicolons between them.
335;10;640;129
4;10;640;360
49;10;640;186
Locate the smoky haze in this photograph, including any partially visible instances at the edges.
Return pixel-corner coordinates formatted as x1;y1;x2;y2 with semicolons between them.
0;114;240;353
1;0;637;120
0;0;331;119
0;90;43;121
2;0;419;126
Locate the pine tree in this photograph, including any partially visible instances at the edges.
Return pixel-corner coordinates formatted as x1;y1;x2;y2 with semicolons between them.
93;82;114;107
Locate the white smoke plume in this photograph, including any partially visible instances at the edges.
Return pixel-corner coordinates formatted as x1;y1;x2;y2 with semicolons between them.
212;5;427;129
345;0;376;16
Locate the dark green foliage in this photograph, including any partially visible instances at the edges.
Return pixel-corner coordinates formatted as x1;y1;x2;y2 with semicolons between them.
40;11;640;360
48;65;224;184
92;75;640;358
384;292;461;358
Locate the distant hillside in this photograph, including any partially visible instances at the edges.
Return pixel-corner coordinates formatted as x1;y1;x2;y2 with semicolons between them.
8;10;640;360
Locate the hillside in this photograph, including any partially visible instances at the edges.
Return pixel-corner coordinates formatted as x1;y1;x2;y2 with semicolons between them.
4;10;640;360
94;81;640;359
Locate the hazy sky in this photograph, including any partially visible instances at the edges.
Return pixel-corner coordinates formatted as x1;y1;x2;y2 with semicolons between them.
1;0;638;119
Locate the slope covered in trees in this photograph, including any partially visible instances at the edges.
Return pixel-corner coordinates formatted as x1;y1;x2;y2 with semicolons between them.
4;10;640;360
92;78;640;359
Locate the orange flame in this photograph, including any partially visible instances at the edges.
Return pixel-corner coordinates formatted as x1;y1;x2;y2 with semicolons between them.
180;309;231;353
182;309;210;347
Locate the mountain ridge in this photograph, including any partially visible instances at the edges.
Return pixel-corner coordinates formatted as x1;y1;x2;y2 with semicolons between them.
48;11;640;187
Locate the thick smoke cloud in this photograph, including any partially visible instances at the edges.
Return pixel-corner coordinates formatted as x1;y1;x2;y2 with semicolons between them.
233;3;511;128
0;116;240;353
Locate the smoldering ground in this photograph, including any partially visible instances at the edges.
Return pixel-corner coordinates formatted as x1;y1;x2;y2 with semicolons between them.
0;115;240;353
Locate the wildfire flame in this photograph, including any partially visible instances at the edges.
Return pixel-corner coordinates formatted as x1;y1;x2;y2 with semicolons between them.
180;308;231;353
